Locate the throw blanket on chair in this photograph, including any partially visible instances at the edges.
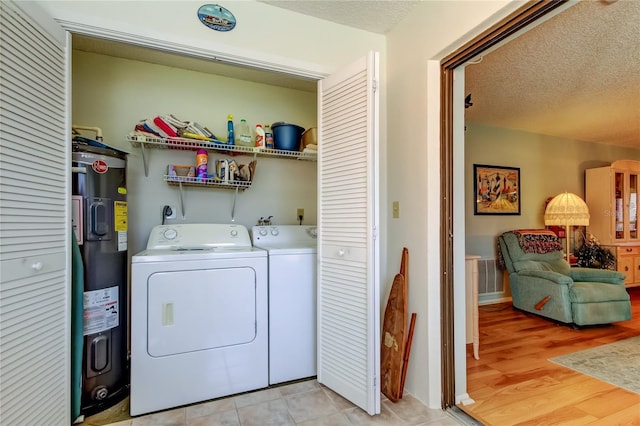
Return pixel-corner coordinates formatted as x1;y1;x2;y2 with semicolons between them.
497;229;562;268
513;229;563;254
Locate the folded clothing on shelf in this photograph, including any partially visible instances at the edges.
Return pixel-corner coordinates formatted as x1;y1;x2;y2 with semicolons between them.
303;143;317;153
133;114;218;141
153;116;178;137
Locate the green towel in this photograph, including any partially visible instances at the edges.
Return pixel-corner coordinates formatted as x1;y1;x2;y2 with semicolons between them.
71;231;84;421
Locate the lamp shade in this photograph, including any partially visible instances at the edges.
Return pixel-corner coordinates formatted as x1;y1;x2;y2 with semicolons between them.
544;192;590;226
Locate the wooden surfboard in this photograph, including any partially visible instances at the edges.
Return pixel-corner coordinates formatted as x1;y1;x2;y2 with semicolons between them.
399;247;408;278
381;272;408;402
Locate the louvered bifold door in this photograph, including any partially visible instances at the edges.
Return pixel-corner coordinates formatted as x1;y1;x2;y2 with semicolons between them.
317;52;380;415
0;1;70;424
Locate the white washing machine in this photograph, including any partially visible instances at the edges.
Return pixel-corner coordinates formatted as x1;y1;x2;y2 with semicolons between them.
251;225;317;385
130;224;267;416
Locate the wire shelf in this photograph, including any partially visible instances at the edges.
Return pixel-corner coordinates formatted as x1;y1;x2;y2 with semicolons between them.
164;175;252;191
127;133;317;161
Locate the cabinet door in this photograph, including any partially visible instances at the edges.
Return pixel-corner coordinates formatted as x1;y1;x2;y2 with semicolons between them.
618;255;634;284
0;2;70;424
628;171;638;241
613;170;625;241
317;52;380;415
614;169;639;243
632;255;640;285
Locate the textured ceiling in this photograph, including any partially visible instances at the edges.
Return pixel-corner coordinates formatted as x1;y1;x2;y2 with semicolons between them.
258;0;420;34
464;0;640;148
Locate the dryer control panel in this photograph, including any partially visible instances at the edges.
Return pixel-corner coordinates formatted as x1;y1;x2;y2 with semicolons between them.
147;224;251;250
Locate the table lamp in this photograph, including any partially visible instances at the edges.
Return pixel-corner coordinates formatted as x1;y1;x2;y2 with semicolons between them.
544;192;590;260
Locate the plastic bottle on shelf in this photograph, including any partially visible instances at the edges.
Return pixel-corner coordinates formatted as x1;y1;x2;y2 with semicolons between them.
237;119;253;147
227;114;235;145
195;149;208;181
255;124;265;149
264;124;274;149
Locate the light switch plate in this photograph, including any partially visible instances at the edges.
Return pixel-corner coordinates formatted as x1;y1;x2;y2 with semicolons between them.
392;201;400;218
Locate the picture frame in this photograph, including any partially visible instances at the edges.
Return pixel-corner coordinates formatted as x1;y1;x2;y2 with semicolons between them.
473;164;521;215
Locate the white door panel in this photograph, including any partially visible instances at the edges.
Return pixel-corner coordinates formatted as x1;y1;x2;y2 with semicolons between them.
317;52;380;415
0;1;70;424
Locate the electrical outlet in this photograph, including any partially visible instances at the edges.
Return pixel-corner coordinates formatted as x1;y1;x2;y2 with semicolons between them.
163;205;176;220
297;208;304;221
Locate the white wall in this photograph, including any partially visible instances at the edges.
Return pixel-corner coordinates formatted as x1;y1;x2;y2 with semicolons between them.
465;123;640;259
386;0;522;408
40;1;385;75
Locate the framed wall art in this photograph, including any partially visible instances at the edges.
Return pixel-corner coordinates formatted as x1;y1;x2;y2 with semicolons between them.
474;164;521;215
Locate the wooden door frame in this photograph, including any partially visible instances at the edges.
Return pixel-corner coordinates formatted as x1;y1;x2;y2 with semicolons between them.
439;0;568;409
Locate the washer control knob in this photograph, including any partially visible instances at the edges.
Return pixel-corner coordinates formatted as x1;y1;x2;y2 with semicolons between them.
163;229;178;240
270;228;279;236
259;228;268;236
231;230;238;237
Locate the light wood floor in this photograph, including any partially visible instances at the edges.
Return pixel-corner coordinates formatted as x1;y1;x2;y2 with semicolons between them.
460;287;640;425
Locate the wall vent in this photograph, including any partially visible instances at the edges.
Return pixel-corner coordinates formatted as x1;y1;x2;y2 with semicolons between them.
477;258;503;294
477;258;508;305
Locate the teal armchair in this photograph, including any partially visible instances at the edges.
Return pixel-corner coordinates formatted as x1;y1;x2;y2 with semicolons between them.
498;230;631;326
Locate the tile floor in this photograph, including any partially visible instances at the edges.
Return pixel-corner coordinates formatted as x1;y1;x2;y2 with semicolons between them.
85;379;464;426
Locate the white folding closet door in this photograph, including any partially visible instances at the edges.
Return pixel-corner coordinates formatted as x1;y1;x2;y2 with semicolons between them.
317;52;380;415
0;1;70;424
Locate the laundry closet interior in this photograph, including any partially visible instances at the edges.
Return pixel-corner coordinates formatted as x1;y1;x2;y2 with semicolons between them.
72;34;319;257
72;33;321;415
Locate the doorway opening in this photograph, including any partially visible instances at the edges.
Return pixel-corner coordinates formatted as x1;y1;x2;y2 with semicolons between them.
439;0;568;410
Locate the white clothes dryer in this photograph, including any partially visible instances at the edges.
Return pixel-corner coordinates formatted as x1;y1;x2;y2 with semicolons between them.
251;225;317;385
130;224;267;416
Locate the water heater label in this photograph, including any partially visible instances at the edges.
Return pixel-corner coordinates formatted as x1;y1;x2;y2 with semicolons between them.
83;286;119;336
114;201;128;252
118;231;127;252
114;201;128;232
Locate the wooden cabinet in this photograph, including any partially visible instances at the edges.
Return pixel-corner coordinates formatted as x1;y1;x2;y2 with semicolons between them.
587;160;640;288
586;160;640;245
603;245;640;287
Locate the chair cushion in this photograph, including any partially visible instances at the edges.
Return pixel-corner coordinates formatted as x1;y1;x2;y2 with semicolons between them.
513;259;548;272
570;281;631;303
512;257;570;275
570;267;625;284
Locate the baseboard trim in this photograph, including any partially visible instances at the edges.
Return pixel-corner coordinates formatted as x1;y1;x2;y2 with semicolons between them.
479;296;512;306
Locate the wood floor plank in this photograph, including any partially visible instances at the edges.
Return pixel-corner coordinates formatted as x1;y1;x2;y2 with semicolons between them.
586;404;640;426
514;406;597;426
460;287;640;425
574;388;640;418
